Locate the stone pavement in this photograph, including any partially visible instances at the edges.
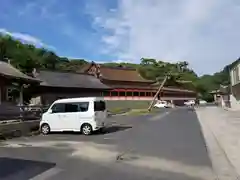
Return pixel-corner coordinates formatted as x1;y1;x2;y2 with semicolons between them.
196;107;240;180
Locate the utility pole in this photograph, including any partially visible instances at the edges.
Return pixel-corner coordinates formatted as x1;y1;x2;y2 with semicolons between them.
147;62;184;112
148;74;169;112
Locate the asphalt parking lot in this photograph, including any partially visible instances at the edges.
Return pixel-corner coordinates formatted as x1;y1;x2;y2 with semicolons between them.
0;108;215;180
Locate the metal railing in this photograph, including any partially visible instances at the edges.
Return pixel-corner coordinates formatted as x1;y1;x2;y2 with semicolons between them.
0;105;49;122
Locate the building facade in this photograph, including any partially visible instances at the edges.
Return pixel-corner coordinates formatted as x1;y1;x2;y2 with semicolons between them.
0;61;39;106
211;85;230;108
31;70;111;105
80;62;196;102
229;58;240;109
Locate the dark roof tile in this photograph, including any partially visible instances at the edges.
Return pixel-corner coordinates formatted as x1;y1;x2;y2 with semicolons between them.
34;70;111;89
0;61;39;82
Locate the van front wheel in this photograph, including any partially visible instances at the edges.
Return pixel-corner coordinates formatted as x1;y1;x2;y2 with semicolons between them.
41;124;50;135
81;124;92;135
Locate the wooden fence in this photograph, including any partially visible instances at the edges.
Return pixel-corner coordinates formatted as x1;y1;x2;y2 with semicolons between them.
0;105;49;122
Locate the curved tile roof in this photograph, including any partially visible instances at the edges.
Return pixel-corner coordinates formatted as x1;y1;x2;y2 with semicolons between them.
0;61;39;82
80;62;154;83
34;70;111;89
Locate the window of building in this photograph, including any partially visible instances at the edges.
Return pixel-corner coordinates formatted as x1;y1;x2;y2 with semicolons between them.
236;67;240;82
103;91;110;96
139;92;145;96
111;91;118;96
233;66;240;84
126;92;132;96
6;87;17;102
146;92;152;96
119;91;126;96
133;92;139;96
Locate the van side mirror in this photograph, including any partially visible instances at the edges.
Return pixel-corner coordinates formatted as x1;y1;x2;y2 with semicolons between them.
48;109;53;113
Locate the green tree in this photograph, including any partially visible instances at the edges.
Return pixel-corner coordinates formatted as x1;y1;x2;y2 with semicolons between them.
0;33;232;103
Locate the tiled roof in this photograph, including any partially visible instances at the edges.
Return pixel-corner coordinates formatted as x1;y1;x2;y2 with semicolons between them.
80;62;154;83
99;66;154;82
0;61;39;82
34;70;111;89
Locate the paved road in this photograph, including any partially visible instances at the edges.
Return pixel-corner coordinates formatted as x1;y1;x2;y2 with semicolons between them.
0;108;215;180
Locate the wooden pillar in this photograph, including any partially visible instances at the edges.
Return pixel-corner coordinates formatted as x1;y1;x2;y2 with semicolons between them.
19;85;24;106
0;86;1;105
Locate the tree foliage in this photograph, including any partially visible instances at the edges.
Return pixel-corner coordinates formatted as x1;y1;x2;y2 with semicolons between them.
0;34;88;73
0;34;231;102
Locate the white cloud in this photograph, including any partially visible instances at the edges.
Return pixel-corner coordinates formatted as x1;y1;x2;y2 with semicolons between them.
0;28;55;49
90;0;240;75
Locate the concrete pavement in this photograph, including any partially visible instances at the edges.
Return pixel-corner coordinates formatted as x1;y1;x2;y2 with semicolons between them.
196;107;240;179
0;108;215;180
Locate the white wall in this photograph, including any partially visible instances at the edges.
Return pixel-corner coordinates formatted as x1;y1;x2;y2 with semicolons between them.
230;63;240;86
230;94;240;110
229;62;240;110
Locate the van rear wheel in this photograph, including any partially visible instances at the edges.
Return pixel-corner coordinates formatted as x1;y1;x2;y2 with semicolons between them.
81;124;92;135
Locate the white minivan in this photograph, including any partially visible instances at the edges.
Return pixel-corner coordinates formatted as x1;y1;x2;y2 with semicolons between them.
40;97;107;135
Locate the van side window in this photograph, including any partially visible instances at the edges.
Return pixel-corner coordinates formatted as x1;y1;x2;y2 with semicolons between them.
51;102;89;113
78;102;89;112
65;103;78;112
51;103;65;113
64;102;89;112
94;101;106;111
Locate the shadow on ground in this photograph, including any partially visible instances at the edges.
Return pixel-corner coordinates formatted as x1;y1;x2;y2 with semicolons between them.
48;125;132;136
95;125;132;135
0;157;56;180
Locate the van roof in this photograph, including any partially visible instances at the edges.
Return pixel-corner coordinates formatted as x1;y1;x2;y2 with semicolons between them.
53;97;105;103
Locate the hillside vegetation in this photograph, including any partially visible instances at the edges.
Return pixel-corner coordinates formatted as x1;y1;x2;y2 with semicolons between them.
0;34;231;102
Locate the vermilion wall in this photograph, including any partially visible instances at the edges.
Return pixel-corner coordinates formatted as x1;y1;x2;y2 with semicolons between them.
104;96;196;101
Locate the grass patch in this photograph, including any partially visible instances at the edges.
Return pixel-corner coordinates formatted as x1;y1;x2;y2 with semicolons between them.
106;100;152;114
108;107;130;114
126;108;159;116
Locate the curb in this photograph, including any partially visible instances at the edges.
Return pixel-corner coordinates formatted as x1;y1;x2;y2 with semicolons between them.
0;120;40;141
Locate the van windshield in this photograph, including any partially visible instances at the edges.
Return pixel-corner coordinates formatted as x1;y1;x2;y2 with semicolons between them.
94;101;106;111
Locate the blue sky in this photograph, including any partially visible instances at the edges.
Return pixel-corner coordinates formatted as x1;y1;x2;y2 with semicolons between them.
1;0;240;75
